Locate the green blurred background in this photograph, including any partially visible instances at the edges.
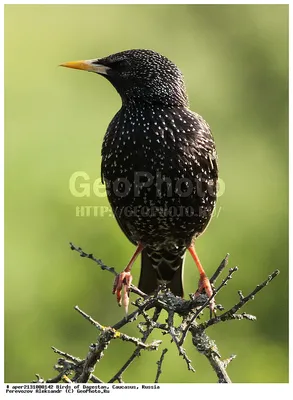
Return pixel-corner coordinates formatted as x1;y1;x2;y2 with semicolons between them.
4;4;288;383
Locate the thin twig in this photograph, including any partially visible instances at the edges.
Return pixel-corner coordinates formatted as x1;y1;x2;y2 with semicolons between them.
46;359;74;383
154;348;168;383
70;242;117;276
51;346;82;364
210;253;230;284
167;311;195;373
199;270;280;330
112;297;157;330
179;266;238;346
190;323;232;383
222;354;237;369
70;242;148;299
108;307;162;383
75;305;161;350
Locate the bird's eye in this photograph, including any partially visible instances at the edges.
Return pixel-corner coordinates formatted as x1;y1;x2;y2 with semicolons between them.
109;59;129;70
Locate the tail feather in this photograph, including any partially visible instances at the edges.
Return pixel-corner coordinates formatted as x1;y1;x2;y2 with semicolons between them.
138;249;184;297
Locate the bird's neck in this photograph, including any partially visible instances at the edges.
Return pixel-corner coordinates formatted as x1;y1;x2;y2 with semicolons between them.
118;88;189;109
119;102;186;118
120;98;188;111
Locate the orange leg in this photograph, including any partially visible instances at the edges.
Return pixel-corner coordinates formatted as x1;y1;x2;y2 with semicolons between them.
188;244;215;315
112;242;144;313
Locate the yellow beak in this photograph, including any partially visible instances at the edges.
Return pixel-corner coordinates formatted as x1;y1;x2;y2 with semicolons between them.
59;59;110;75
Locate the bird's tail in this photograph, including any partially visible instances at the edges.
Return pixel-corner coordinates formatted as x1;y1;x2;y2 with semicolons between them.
138;249;184;297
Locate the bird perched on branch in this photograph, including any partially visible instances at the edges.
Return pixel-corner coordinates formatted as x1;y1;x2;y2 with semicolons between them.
61;49;218;314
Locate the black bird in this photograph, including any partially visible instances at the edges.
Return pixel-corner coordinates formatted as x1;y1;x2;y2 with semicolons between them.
61;49;218;312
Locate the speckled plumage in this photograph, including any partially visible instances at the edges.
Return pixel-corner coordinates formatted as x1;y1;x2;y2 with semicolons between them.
97;50;218;296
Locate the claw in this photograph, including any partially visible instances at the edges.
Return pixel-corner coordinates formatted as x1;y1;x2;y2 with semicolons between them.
112;243;144;314
113;271;133;314
188;245;216;317
195;273;216;317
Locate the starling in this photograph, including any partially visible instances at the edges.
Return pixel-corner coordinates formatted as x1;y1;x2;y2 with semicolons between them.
61;49;218;313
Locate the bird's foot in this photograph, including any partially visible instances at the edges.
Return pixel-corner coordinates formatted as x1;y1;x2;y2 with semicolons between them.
112;271;133;314
194;273;216;318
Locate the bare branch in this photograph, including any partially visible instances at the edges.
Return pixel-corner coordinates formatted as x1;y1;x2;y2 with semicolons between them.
70;242;148;300
108;307;162;383
70;242;117;276
167;311;195;372
199;269;280;330
210;253;230;284
33;245;279;384
154;348;168;383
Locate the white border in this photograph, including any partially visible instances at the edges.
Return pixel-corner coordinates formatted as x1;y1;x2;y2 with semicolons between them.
1;1;290;398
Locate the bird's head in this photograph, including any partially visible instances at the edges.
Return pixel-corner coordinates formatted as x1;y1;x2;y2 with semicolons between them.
60;49;188;107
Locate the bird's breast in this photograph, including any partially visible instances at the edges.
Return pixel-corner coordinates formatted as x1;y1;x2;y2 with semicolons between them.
101;104;218;247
